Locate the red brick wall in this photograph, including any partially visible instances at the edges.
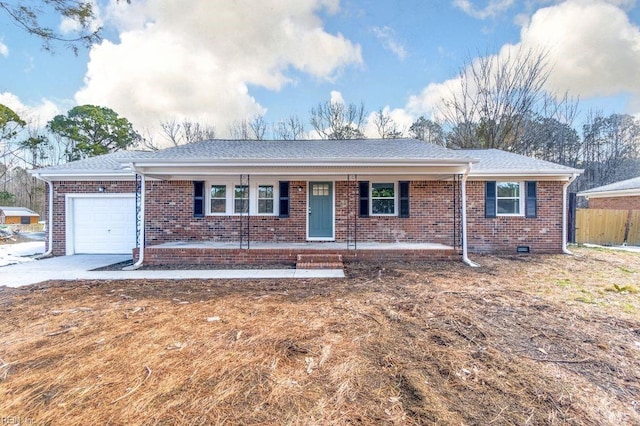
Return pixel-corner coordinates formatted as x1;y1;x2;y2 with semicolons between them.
49;178;567;258
49;181;137;255
145;180;459;247
466;180;565;254
145;180;308;244
588;196;640;210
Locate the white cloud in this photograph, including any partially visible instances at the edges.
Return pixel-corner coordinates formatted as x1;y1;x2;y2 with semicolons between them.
0;39;8;58
401;0;640;122
0;92;64;126
330;90;345;105
372;26;407;60
76;0;362;142
518;0;640;99
453;0;515;19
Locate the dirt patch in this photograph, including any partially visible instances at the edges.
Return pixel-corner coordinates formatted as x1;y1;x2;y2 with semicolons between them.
0;246;639;424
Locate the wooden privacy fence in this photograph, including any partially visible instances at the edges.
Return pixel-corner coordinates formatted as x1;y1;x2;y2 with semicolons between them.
576;209;640;246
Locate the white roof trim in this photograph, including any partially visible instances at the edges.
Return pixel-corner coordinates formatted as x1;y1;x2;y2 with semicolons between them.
577;188;640;198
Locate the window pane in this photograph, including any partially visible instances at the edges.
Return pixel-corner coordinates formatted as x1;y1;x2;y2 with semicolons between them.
258;185;273;199
497;199;519;214
234;199;248;213
372;199;395;214
211;185;226;198
372;183;394;198
234;185;248;199
258;199;274;214
312;183;329;196
497;182;519;197
211;199;226;213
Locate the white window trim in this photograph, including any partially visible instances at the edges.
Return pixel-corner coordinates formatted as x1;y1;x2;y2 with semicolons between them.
496;181;525;217
370;181;398;216
206;179;279;216
256;184;276;216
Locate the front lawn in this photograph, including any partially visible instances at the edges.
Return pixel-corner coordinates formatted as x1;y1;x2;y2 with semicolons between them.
1;247;638;424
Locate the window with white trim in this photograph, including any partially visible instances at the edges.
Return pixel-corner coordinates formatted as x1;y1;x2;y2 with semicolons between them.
210;185;226;214
234;185;249;214
206;181;278;216
257;185;274;214
371;182;396;215
496;182;523;215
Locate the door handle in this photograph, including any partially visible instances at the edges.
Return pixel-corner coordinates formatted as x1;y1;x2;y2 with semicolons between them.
308;208;311;215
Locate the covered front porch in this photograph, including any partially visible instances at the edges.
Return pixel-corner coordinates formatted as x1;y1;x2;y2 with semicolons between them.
137;241;460;266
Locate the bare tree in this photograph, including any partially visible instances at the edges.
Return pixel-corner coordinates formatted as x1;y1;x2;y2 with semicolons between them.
372;108;404;139
441;47;551;150
229;116;266;140
160;119;216;146
310;100;366;139
516;93;581;165
274;115;306;140
249;116;267;140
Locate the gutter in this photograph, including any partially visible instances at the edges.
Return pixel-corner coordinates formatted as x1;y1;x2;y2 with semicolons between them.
32;173;54;258
123;171;145;270
460;163;480;267
562;173;579;255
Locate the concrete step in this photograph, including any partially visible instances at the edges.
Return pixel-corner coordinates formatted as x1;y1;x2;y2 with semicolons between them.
296;253;344;269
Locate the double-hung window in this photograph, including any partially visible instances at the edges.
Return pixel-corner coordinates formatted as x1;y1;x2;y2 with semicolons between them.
496;182;522;215
257;185;274;214
234;185;249;214
210;185;226;214
371;183;396;215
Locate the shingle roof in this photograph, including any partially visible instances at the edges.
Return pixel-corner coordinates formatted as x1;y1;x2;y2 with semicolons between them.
462;149;581;174
0;206;39;217
131;139;475;162
32;140;581;177
33;151;153;173
578;176;640;195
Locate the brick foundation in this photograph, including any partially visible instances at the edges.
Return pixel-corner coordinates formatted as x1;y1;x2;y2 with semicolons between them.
135;247;460;266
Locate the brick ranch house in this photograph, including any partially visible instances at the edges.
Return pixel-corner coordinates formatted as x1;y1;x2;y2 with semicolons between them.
577;176;640;210
32;139;581;267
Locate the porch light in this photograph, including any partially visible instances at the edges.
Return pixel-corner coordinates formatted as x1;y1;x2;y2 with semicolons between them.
97;186;106;192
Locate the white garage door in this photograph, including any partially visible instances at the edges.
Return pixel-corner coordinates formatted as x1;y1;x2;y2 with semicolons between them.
70;196;136;254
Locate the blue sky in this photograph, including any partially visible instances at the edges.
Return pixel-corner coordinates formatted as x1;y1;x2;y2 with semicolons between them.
1;0;640;143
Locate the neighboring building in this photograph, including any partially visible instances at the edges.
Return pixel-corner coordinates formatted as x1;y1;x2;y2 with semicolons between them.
577;176;640;210
0;206;40;225
32;139;581;266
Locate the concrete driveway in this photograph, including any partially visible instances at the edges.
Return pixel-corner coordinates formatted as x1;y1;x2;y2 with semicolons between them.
0;254;345;288
0;255;132;288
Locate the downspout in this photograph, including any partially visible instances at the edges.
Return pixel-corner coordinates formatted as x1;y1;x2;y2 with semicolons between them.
562;173;579;255
34;174;54;258
123;171;145;270
461;163;480;267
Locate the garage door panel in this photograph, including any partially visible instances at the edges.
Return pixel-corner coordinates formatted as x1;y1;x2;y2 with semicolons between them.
71;196;136;254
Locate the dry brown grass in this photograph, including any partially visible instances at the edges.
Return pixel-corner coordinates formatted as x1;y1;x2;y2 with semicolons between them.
1;246;639;425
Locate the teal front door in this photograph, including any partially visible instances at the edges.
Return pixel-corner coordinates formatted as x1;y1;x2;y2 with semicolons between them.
308;182;334;239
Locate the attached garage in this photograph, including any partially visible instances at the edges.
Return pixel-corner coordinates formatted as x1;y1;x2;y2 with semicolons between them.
66;195;136;255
